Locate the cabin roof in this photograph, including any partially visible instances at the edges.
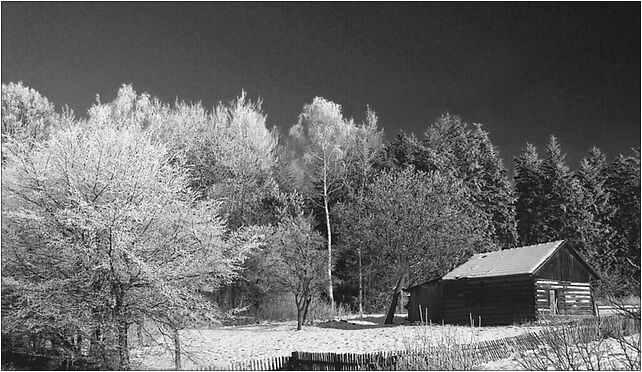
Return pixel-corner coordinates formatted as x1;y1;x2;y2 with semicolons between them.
442;240;567;280
403;276;442;292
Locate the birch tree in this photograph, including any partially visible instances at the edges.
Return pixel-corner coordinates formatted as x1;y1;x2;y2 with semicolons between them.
344;106;383;316
289;97;355;310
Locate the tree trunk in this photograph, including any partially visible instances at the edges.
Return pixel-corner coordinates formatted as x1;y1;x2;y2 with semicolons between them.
302;297;312;326
173;328;181;370
90;327;107;367
323;171;334;312
136;321;144;346
358;246;363;318
296;303;304;331
384;275;405;325
112;284;130;370
117;320;130;370
358;166;368;319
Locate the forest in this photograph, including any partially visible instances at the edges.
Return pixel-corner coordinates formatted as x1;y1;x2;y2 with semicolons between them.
1;82;640;369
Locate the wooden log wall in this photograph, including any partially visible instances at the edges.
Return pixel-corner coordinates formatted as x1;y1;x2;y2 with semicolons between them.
406;282;442;323
534;279;594;316
441;275;536;325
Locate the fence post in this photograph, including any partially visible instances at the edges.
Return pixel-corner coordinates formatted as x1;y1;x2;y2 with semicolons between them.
290;351;298;370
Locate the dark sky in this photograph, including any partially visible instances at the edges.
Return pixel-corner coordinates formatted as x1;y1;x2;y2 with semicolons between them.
2;3;640;171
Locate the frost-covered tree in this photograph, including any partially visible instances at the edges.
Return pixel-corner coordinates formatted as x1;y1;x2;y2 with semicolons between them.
151;91;280;229
1;82;72;166
1;114;253;369
289;97;356;310
1;82;57;144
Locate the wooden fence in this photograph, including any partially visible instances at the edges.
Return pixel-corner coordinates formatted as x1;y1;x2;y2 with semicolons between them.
197;332;544;371
597;304;641;315
196;315;642;371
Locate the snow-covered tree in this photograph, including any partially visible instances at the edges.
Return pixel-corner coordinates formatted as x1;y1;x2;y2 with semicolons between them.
1;115;253;369
289;97;356;310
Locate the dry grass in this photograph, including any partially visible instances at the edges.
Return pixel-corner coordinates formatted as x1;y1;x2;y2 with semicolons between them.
397;318;484;370
513;315;641;370
244;293;354;324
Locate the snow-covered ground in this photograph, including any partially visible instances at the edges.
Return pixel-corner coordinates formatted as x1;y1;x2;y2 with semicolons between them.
130;314;542;370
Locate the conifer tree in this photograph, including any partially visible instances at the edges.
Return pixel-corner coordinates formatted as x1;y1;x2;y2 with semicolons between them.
377;115;516;247
575;147;617;267
422;114;517;247
603;148;641;294
538;136;585;242
514;143;544;245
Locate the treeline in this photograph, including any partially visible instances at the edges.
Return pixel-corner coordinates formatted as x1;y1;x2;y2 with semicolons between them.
1;83;639;368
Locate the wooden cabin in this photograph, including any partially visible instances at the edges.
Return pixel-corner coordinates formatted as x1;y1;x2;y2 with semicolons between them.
404;277;442;323
406;240;601;325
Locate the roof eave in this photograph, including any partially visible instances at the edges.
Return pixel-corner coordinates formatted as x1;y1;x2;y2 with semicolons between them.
441;273;535;281
531;240;602;280
529;240;565;275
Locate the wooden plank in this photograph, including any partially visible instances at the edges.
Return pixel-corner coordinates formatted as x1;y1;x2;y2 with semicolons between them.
535;280;591;286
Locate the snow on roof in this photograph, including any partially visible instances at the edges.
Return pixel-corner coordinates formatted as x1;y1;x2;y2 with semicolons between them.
442;240;565;280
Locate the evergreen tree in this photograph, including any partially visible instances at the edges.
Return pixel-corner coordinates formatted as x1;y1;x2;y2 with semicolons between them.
422;114;517;247
377;115;516;247
603;148;641;294
578;147;611;219
374;131;441;173
514;143;545;245
538;136;585;242
575;147;617;269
